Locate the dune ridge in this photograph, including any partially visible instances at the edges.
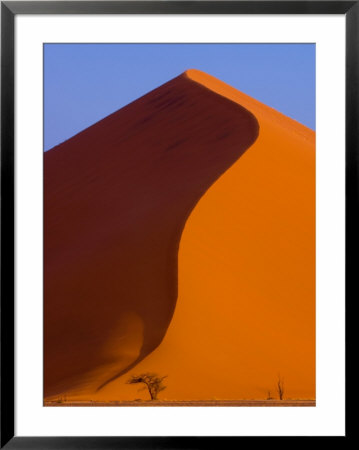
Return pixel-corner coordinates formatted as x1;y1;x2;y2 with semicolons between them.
185;69;314;142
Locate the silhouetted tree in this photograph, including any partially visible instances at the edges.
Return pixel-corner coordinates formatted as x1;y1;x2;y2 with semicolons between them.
277;375;285;400
127;373;167;400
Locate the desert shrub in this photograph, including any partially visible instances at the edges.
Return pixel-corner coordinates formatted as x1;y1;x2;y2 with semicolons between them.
127;372;167;400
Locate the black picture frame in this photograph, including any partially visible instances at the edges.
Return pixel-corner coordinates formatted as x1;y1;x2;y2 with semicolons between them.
1;1;355;447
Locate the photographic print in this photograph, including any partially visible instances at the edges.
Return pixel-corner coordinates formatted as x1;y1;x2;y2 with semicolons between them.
43;43;315;407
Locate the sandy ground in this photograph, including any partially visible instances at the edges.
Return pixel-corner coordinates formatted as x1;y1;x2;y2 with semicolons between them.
45;399;315;407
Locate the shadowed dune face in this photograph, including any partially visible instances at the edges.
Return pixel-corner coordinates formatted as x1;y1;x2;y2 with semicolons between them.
44;72;259;398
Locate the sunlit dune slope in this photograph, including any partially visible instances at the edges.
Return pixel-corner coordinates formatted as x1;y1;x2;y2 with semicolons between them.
71;70;315;402
44;71;259;398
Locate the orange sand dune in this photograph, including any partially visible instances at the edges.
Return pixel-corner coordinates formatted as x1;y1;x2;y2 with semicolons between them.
63;70;315;402
44;71;259;398
45;70;315;402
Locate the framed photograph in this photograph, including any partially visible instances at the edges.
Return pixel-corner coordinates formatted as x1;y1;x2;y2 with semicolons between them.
1;0;354;446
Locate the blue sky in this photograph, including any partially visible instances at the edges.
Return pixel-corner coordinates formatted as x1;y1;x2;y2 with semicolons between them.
44;43;315;151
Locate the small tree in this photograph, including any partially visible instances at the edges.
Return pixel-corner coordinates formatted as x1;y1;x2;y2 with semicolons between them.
127;373;167;400
277;375;284;400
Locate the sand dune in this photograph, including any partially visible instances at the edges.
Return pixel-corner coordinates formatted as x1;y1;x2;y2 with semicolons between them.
45;70;315;402
44;71;259;398
56;70;314;402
